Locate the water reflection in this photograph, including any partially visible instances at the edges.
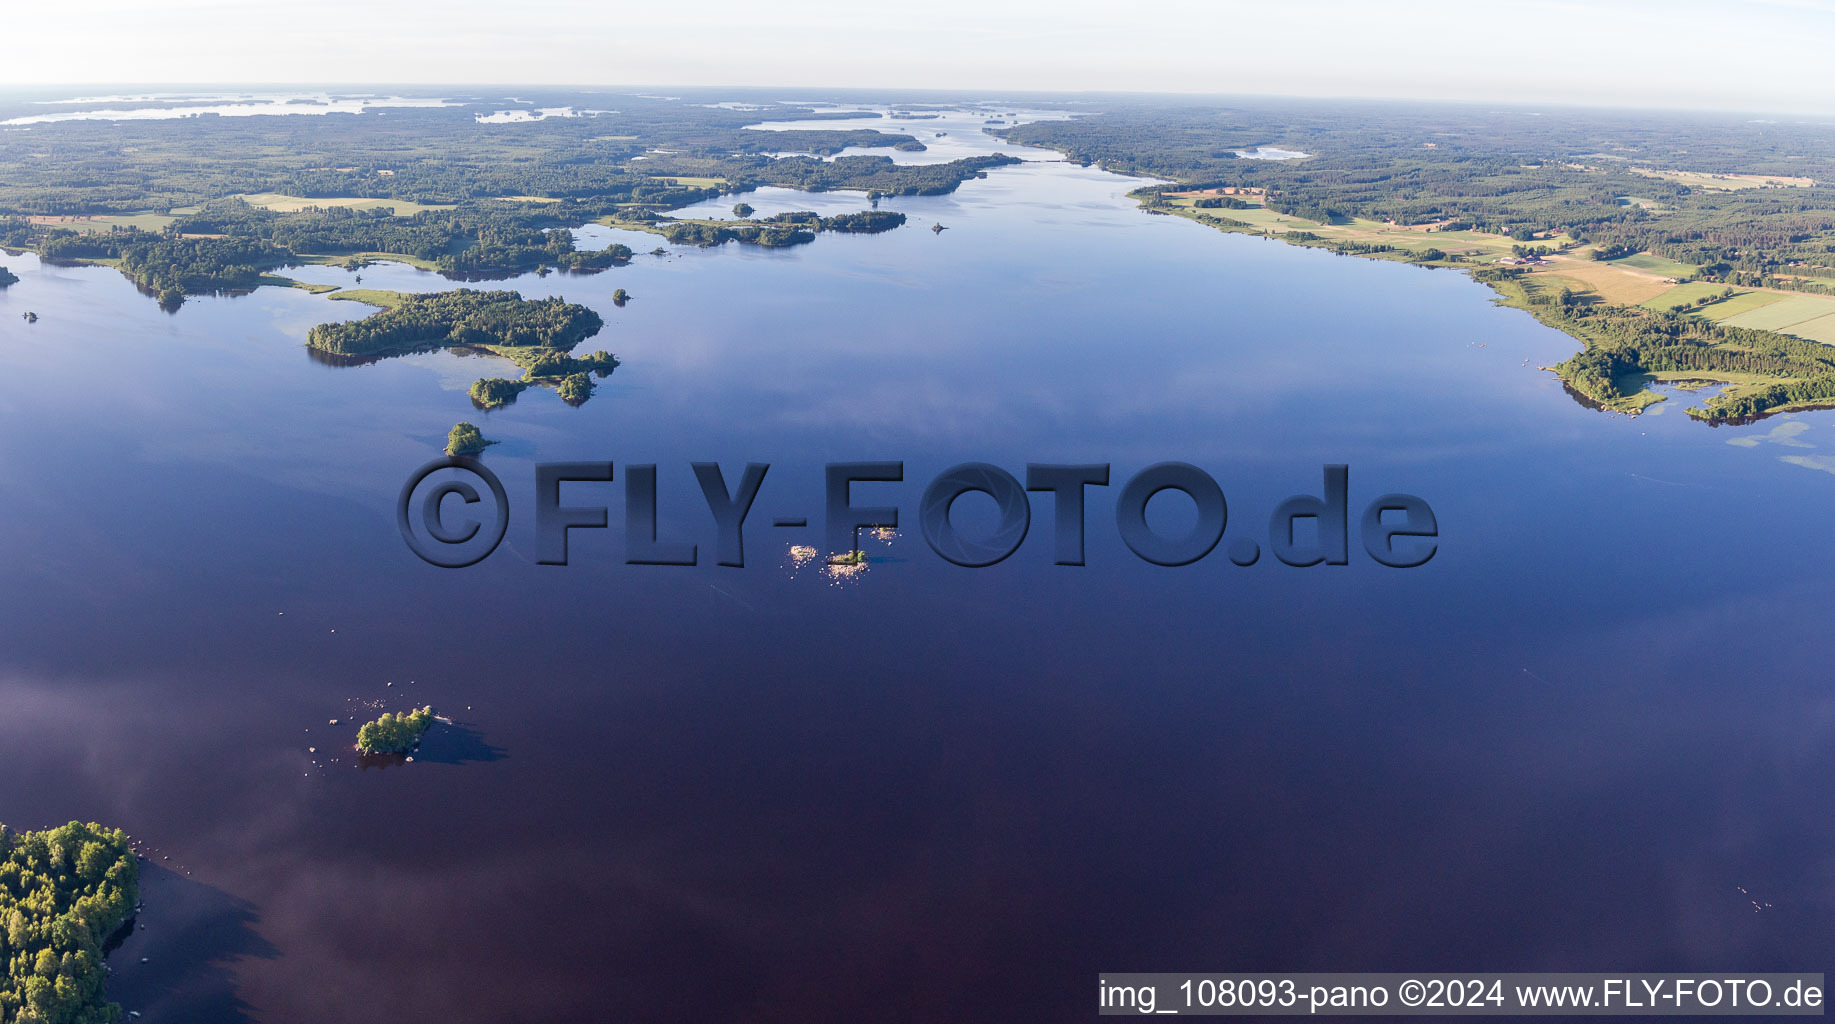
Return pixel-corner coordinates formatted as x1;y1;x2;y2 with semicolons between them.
2;102;1835;1022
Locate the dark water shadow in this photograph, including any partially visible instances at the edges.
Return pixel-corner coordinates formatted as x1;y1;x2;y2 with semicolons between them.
105;864;279;1024
355;723;506;770
307;341;521;370
413;722;508;766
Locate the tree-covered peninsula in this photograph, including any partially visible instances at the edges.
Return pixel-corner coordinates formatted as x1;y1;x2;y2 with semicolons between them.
357;707;436;755
0;266;17;288
0;821;139;1024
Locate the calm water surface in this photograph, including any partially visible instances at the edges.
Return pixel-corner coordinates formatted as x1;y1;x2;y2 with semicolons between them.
0;122;1832;1022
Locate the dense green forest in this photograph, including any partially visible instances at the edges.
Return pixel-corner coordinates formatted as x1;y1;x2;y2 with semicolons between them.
177;199;637;274
0;821;139;1024
306;289;602;356
632;208;908;247
22;227;287;300
357;707;436;754
308;289;618;405
445;421;492;456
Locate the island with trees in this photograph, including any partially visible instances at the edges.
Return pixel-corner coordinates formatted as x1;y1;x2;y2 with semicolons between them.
607;209;907;249
307;288;602;356
356;706;437;755
310;289;618;406
445;422;494;456
0;266;16;288
0;821;139;1024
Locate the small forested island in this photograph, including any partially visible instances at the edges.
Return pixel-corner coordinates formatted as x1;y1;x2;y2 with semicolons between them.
445;421;493;456
0;266;17;288
356;706;437;755
308;288;602;355
0;821;140;1024
309;289;619;407
609;209;907;248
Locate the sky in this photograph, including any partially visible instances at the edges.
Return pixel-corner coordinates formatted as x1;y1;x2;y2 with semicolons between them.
4;0;1835;116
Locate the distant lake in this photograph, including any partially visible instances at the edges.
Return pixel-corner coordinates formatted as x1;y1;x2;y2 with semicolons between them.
1;110;1832;1023
1236;146;1310;160
0;92;460;125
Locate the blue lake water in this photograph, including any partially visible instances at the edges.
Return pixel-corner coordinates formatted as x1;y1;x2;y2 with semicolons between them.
0;125;1832;1021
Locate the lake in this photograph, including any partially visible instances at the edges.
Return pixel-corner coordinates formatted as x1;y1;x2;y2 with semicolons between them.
0;116;1831;1022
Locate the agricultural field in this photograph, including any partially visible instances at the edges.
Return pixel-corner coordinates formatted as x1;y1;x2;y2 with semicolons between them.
1531;258;1675;305
235;193;454;215
1638;281;1741;310
1635;283;1835;344
1719;294;1835;334
1629;167;1817;190
1608;252;1699;278
24;212;176;233
1161;196;1570;260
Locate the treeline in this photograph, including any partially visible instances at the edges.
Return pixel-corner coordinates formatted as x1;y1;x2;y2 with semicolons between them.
34;227;286;298
176;199;634;275
0;821;139;1024
307;289;603;356
1542;290;1835;419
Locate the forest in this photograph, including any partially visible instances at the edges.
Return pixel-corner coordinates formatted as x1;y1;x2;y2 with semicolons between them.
175;199;638;274
634;209;908;248
0;821;139;1024
306;289;603;356
357;707;436;755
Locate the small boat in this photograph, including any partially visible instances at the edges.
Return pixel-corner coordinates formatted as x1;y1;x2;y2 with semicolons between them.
22;311;36;322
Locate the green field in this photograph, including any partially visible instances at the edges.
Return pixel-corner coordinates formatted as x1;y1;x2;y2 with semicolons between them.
1692;289;1788;319
31;213;176;234
295;251;442;271
1721;294;1835;333
1778;312;1835;344
1640;282;1732;309
257;274;340;294
236;193;453;215
1609;252;1699;278
326;289;407;309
